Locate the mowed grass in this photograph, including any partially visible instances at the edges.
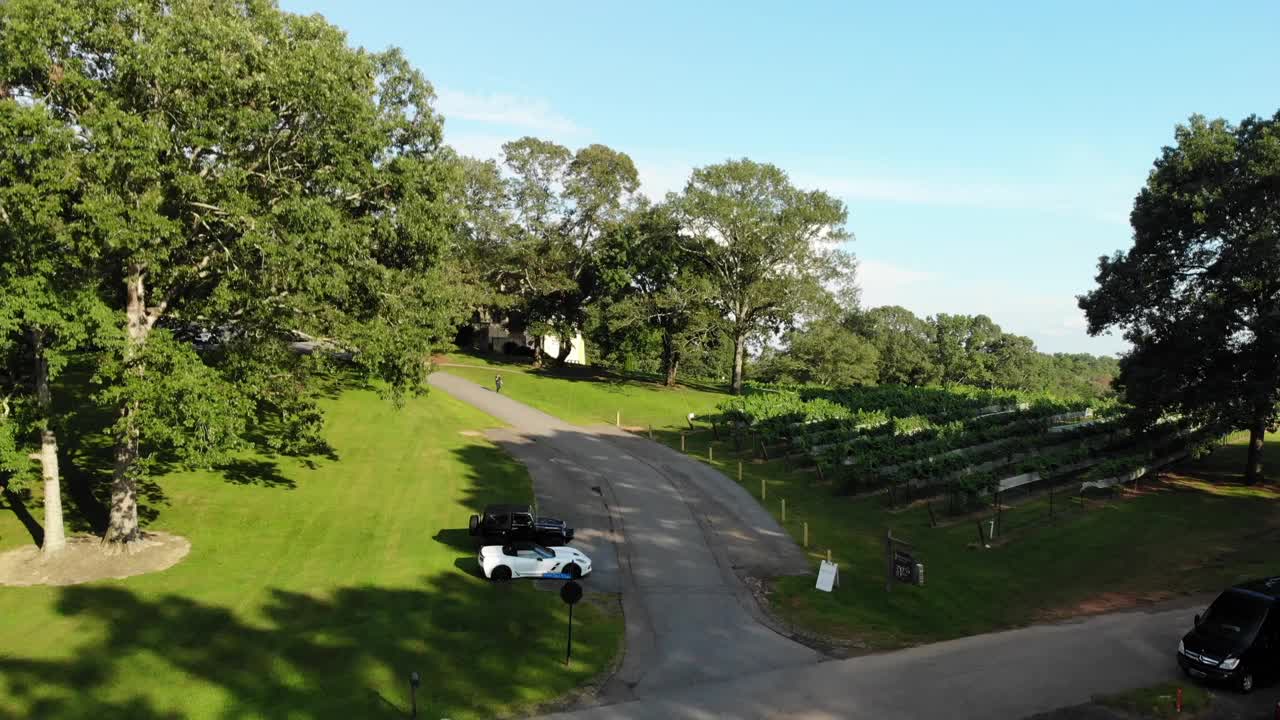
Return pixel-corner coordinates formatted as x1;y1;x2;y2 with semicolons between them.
0;384;622;719
686;430;1280;648
440;355;726;431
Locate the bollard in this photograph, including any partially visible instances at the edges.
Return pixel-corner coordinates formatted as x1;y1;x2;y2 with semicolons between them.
781;498;786;522
804;522;809;547
1176;686;1182;713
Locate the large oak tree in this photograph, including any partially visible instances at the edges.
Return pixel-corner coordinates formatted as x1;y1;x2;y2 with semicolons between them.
677;159;853;394
0;0;466;546
1080;112;1280;483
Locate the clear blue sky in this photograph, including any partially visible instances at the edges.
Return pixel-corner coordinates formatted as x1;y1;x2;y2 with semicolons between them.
282;0;1278;356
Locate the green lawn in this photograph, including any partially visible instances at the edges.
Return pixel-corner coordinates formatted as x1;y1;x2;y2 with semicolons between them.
0;383;622;719
441;354;726;431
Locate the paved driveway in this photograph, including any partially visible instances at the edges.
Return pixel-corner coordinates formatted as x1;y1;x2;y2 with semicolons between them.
429;373;819;701
535;601;1207;720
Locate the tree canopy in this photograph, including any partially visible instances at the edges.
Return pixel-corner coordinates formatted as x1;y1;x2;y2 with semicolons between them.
0;0;467;544
1080;111;1280;483
677;159;853;394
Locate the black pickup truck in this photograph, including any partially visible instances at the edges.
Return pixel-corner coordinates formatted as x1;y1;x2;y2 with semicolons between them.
468;504;575;546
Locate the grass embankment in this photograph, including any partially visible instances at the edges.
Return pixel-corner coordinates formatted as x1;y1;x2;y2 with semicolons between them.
434;361;1280;649
0;384;622;719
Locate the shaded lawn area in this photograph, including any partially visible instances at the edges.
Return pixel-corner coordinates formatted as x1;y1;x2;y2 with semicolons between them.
441;360;727;431
676;429;1280;649
0;385;622;719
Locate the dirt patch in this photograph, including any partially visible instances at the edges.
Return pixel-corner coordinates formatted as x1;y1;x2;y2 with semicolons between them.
0;532;191;586
1034;590;1179;623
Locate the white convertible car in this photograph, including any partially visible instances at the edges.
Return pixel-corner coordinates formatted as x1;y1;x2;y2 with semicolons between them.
478;541;592;581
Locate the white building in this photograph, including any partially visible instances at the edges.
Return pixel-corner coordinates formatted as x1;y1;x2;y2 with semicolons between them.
472;319;587;365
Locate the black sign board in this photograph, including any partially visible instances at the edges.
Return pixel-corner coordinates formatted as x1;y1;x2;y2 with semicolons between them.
561;580;583;666
892;549;915;584
560;580;583;605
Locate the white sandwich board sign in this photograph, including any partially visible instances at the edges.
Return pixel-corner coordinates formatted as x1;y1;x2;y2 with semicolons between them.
816;560;840;592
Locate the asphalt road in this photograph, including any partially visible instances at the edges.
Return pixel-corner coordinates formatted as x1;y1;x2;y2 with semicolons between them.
535;602;1209;720
428;373;819;701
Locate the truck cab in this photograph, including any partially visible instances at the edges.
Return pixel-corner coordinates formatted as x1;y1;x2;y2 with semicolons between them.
468;504;574;546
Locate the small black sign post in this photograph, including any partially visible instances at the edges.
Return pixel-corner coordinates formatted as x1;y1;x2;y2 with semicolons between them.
885;530;916;592
560;580;583;666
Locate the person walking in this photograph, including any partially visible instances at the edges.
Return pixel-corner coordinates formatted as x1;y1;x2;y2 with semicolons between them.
494;374;504;394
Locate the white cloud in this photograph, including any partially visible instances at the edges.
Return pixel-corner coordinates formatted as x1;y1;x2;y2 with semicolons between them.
795;172;1131;226
437;88;583;135
856;258;1124;356
633;160;695;202
445;132;511;161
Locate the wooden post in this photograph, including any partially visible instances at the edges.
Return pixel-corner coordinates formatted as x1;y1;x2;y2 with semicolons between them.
804;522;809;548
885;530;893;593
648;424;653;440
827;548;832;563
738;461;743;483
681;433;686;452
761;477;766;500
781;498;786;522
994;490;1002;537
616;410;620;428
708;445;714;462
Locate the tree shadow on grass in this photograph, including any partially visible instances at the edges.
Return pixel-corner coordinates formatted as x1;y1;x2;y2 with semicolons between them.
0;573;608;720
0;480;44;547
214;459;297;489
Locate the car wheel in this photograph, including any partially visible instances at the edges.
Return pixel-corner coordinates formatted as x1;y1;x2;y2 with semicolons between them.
491;566;512;582
468;515;479;535
1239;671;1254;693
564;563;581;579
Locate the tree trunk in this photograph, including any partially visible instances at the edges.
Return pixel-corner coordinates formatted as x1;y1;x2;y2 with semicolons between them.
731;332;746;395
31;328;65;555
1245;404;1267;485
105;268;148;547
554;333;573;367
531;337;543;369
661;332;680;387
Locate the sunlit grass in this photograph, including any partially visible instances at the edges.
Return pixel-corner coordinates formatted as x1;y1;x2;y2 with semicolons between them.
0;385;623;719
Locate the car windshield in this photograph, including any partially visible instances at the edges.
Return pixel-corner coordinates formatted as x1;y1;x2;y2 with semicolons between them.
1201;591;1268;638
531;544;554;559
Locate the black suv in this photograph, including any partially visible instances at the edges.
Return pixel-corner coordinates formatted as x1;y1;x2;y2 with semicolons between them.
1178;577;1280;692
468;504;574;546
